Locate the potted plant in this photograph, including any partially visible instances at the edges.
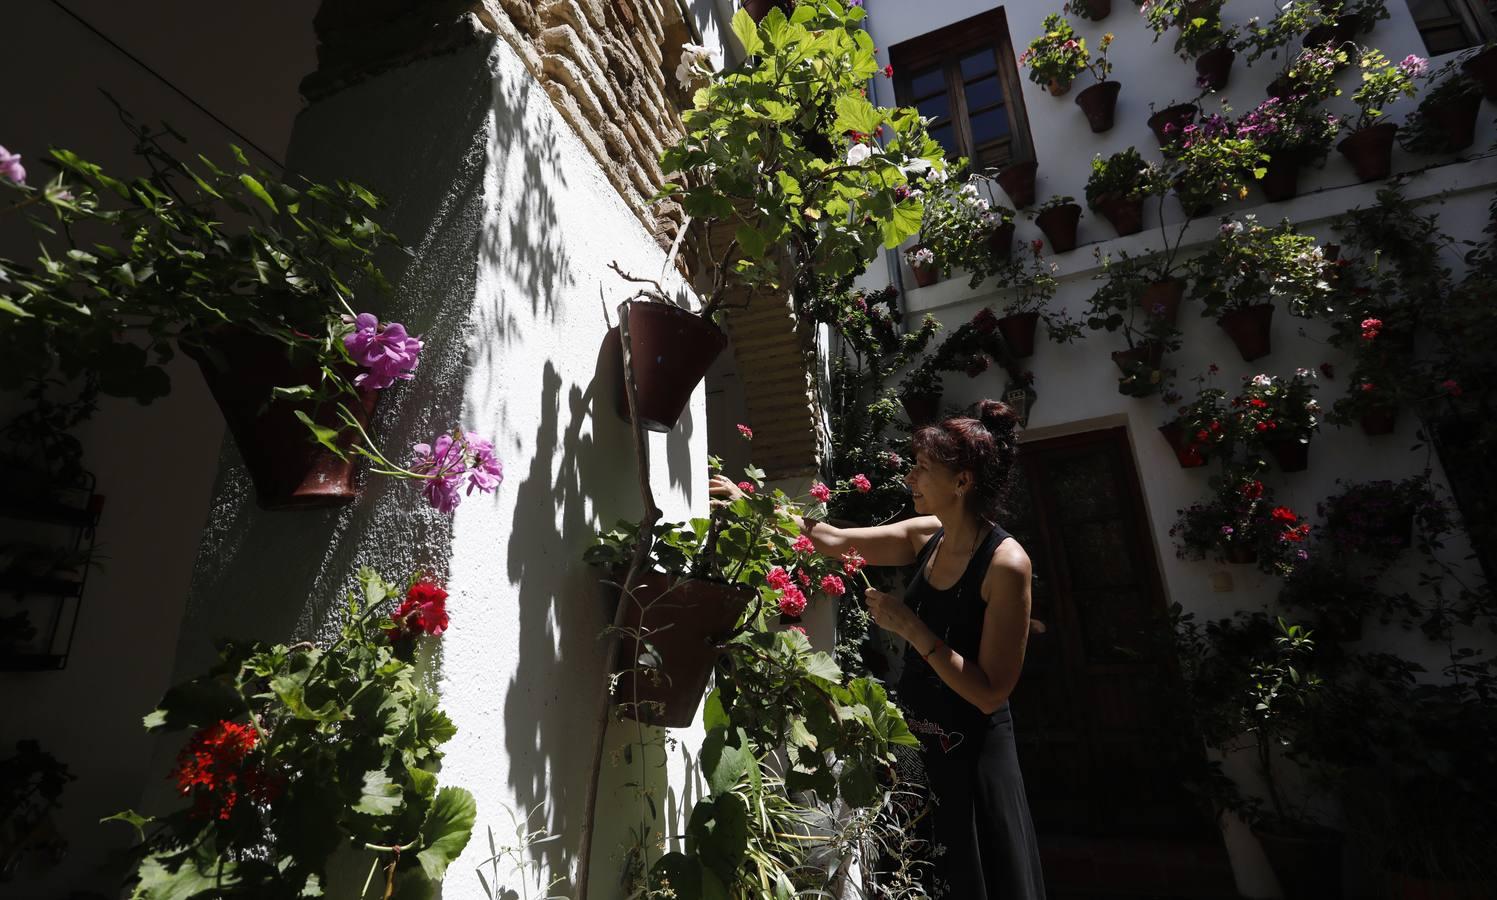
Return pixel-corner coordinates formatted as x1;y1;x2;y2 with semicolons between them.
995;159;1039;209
1019;14;1091;96
1233;370;1322;471
1170;465;1308;569
1461;41;1497;100
1235;0;1330;78
1067;0;1113;21
989;243;1085;358
742;0;793;23
913;173;1016;286
1140;0;1239;89
1398;60;1485;154
1087;251;1184;397
1085;148;1159;236
1234;92;1340;202
107;569;475;898
904;244;939;287
1188;216;1332;360
1158;365;1231;468
1074;31;1123;132
1148;99;1199;148
898;361;945;425
1033;194;1083;252
1338;50;1425;181
1317;476;1452;560
1163;111;1269;216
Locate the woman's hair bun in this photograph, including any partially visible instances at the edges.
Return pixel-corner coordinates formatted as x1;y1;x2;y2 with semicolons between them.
974;399;1021;442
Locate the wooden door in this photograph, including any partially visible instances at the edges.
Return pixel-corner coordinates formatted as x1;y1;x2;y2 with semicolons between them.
1004;427;1206;836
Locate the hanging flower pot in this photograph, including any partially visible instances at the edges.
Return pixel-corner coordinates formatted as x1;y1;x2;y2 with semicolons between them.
998;312;1041;359
612;571;752;727
1095;192;1145;236
908;244;939;287
1265;437;1310;472
989;221;1016;261
1302;23;1339;48
1359;406;1398;435
1224;544;1259;565
1217;303;1275;361
1259;153;1303;202
1158;421;1209;468
1463;44;1497;101
603;300;729;433
900;390;943;426
1148;103;1197;147
1142;278;1186;327
1427;91;1483;151
1047;78;1073;97
1338;123;1398;182
1035;202;1082;252
1075;81;1122;133
741;0;791;23
1266;74;1301;100
996;160;1039;209
183;329;380;510
1195;46;1235;91
1073;0;1114;20
1111;341;1164;373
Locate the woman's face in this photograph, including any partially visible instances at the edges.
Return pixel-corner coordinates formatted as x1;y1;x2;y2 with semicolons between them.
905;450;968;517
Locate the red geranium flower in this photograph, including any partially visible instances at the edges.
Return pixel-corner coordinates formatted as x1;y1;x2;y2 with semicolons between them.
1360;317;1382;340
736;423;753;440
778;585;808;617
737;481;755;494
171;720;281;820
1270;506;1298;524
820;574;846;596
792;534;816;554
766;566;793;591
389;582;449;639
841;548;866;575
851;473;873;493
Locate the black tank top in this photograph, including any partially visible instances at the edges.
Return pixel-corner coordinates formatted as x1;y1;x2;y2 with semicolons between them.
896;524;1011;732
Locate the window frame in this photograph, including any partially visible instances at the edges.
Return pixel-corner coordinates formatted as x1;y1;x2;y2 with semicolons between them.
1407;0;1497;55
889;7;1035;171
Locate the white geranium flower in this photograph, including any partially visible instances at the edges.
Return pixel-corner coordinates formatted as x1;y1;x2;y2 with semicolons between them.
1252;374;1272;387
902;158;932;176
675;43;718;90
847;143;873;166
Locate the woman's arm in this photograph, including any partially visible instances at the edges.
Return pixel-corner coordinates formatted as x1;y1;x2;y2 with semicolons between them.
867;541;1033;715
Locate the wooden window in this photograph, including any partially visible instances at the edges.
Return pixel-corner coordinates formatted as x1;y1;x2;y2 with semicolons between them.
1406;0;1497;55
889;8;1034;171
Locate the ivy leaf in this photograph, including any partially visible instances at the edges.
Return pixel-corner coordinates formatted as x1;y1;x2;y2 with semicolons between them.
353;769;403;817
293;410;347;460
730;9;764;57
415;786;477;881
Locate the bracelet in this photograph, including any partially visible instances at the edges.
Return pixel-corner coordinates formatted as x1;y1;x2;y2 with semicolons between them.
922;639;945;662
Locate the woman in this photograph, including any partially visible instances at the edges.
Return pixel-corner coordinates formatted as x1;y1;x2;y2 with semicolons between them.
711;400;1046;899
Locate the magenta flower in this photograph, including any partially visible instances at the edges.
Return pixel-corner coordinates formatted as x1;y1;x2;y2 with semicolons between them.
462;432;504;495
411;430;503;514
819;574;846;596
810;482;832;503
1360;317;1382;341
1399;55;1428;79
344;313;423;390
778;585;808;617
851;473;872;493
767;566;793;591
736;423;753;440
0;146;25;186
737;481;755;495
792;535;816;554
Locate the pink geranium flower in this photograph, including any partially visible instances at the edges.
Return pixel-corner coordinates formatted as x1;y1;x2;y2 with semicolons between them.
736;423;753;440
819;574;846;596
793;535;816;554
344;313;423;390
851;473;872;493
778;585;808;617
810;482;832;503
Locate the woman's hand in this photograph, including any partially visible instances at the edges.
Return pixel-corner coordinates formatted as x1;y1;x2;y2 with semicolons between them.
866;588;929;648
708;473;745;508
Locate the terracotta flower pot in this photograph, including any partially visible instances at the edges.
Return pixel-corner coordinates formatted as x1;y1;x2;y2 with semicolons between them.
1094;192;1145;236
1142;277;1185;327
741;0;791;23
996;160;1039;209
1148;103;1197;147
1075;80;1122;133
1195;45;1235;91
1339;123;1398;182
1158;421;1209;468
1302;23;1339;48
1035;203;1082;252
998;311;1041;359
612;572;752;727
1224;544;1259;565
1359;406;1397;435
1111;341;1164;373
901;391;943;426
604;300;729;432
989;221;1016;261
183;329;379;510
908;245;939;287
1075;0;1113;20
1217;302;1274;361
1252;823;1344;900
1259;153;1303;202
1462;44;1497;101
1048;78;1073;97
1265;437;1310;472
1426;91;1483;151
1267;74;1300;100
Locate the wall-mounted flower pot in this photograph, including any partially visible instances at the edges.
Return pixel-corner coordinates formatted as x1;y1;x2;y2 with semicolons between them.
741;0;791;23
989;221;1016;261
1339;123;1397;181
908;244;939;287
1111;341;1164;373
1047;78;1073;97
612;571;751;728
1265;437;1310;472
1463;44;1497;101
183;330;378;510
1359;406;1397;435
1426;91;1483;151
1158;421;1208;468
996;160;1038;209
1148;103;1197;147
1143;277;1186;327
1195;46;1235;91
604;300;729;433
1075;0;1113;20
900;391;943;426
1075;80;1122;133
1217;302;1274;361
1224;544;1259;565
1302;23;1339;48
1252;823;1344;900
1035;203;1082;252
1266;74;1300;100
998;311;1040;359
1259;153;1303;201
1094;192;1144;236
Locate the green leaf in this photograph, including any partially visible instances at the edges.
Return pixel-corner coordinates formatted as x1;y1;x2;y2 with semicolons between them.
687;793;749;881
102;809;152;841
293;410;347;460
838;764;879;807
652;852;703;900
145;677;247;732
238;173;278;212
879;199;924;248
0;297;31;317
702;689;730;732
833;93;882;137
133;851;240;900
735;224;768;261
416;786;477;881
730;9;764;57
354;769;403;816
699;728;751;797
800;650;842;685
